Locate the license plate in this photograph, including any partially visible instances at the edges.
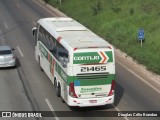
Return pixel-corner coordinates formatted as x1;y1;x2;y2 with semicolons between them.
89;100;97;103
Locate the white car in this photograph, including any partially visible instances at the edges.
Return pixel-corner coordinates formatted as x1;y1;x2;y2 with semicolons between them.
0;46;16;68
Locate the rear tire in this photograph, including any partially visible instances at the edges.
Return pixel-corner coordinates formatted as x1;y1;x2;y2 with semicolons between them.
56;83;60;97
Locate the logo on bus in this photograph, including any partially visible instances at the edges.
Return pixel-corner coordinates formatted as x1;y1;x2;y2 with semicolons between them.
73;51;112;64
74;56;100;61
80;87;102;93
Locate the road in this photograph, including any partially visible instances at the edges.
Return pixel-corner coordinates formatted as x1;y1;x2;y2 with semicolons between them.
0;0;159;120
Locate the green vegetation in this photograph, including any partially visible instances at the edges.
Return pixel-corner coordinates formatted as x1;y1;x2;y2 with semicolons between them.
46;0;160;74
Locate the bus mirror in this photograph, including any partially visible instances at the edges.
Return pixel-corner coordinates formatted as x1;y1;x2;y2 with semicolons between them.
32;27;37;36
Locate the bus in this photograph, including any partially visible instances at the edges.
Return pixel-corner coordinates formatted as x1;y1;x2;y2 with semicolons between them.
32;17;115;107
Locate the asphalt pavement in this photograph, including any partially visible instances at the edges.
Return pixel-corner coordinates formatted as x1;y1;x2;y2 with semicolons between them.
0;0;159;120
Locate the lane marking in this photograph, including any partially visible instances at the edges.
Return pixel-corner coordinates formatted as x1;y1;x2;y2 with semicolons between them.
4;22;8;29
33;21;36;25
112;104;129;120
17;46;24;57
117;61;160;94
17;3;20;8
45;99;60;120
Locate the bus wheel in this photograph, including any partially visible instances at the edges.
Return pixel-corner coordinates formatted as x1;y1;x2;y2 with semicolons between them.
56;83;60;97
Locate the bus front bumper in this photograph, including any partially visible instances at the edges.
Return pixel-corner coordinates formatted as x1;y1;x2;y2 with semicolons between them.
67;95;114;107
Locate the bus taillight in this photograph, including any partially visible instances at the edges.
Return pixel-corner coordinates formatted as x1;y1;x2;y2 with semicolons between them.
108;80;115;96
69;82;78;98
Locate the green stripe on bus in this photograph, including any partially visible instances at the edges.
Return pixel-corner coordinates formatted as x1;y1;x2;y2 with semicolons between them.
105;51;113;62
73;74;115;86
55;62;115;86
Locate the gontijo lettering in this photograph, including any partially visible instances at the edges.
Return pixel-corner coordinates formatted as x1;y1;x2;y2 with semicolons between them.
73;51;113;64
74;56;100;61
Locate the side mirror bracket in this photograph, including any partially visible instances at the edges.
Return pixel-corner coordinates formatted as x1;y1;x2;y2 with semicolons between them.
32;27;37;36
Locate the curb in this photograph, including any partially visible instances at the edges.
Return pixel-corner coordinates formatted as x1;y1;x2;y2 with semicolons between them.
39;0;67;17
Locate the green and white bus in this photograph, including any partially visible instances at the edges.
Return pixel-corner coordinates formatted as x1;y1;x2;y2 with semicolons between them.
32;17;115;107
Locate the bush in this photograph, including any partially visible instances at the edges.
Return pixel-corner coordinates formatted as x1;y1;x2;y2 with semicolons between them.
129;8;135;15
91;1;102;15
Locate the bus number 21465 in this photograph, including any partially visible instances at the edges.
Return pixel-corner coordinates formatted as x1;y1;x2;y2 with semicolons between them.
81;66;106;72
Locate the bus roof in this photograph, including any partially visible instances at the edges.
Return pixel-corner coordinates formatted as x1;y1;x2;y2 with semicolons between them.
38;17;111;49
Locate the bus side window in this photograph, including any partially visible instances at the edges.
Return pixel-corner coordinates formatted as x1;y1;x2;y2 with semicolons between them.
49;36;57;56
38;26;69;68
50;47;57;55
57;48;69;68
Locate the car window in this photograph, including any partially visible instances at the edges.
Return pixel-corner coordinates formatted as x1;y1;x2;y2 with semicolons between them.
0;50;12;55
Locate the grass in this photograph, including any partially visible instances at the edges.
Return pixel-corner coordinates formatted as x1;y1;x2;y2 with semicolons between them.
45;0;160;74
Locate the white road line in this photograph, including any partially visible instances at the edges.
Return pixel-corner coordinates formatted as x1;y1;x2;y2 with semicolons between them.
117;61;160;94
4;22;8;29
45;99;54;111
45;99;60;120
112;104;129;120
17;46;24;57
17;4;20;8
33;21;36;25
